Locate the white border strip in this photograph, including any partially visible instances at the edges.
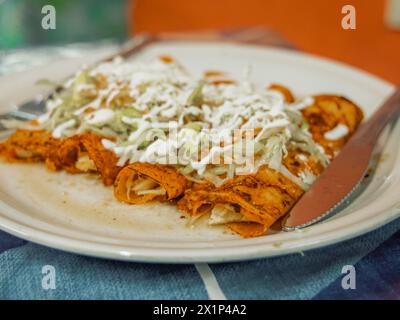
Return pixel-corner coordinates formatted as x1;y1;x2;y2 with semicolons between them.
195;263;227;300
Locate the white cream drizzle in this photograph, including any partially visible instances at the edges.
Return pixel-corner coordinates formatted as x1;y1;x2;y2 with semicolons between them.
324;123;349;140
53;119;76;138
85;109;115;125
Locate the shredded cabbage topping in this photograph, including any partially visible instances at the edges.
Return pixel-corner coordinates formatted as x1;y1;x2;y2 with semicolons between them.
17;56;329;188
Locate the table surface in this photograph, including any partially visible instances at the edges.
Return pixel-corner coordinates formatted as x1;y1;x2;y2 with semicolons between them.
0;38;399;300
131;0;400;84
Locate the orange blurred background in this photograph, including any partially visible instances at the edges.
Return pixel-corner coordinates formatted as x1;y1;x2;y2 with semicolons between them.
129;0;400;84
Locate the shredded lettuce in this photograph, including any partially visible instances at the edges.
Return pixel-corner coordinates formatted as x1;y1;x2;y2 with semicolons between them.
187;81;204;107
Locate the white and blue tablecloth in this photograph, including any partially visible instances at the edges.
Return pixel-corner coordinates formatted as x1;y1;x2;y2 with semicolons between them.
1;219;399;299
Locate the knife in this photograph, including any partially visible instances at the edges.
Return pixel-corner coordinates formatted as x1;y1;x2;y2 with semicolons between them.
283;87;400;231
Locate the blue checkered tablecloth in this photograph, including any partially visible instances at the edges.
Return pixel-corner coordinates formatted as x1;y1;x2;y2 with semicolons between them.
1;219;399;299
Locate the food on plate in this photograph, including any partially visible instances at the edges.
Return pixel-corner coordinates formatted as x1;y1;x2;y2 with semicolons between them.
0;130;120;186
0;55;364;237
114;163;187;204
301;95;364;157
51;133;121;185
0;129;60;163
178;166;304;237
268;84;295;103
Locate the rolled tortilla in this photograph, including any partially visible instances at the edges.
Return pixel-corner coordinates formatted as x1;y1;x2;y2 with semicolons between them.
254;165;304;200
80;134;121;186
178;167;302;236
281;147;324;179
0;129;60;163
47;133;121;185
268;83;295;103
227;222;268;238
48;135;85;173
301;95;364;157
0;130;121;186
178;141;338;237
114;163;187;204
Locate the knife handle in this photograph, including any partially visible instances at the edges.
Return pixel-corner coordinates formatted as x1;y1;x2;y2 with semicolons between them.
359;87;400;145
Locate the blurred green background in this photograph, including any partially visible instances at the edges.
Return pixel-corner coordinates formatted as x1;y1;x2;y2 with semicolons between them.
0;0;128;48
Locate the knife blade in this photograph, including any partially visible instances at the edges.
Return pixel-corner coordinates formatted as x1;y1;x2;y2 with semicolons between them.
284;87;400;231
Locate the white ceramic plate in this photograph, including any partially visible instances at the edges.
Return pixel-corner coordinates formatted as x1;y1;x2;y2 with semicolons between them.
0;41;399;263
